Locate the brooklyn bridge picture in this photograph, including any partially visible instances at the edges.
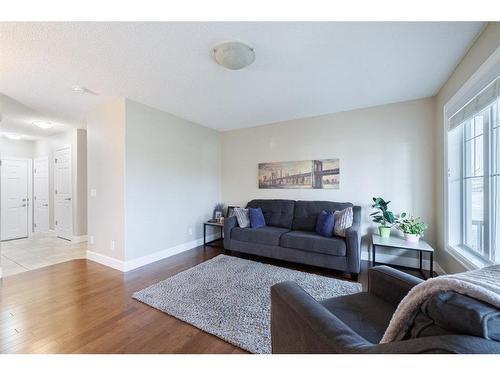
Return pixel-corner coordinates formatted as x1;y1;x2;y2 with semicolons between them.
258;159;340;189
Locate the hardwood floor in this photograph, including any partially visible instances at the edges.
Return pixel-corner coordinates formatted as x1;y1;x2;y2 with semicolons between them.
0;241;424;354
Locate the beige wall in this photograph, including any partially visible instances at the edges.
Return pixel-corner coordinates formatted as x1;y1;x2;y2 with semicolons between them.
76;129;87;236
87;98;126;261
434;22;500;273
221;98;436;265
125;99;221;261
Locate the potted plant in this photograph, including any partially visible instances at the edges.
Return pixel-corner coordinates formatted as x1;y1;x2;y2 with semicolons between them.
396;213;427;243
370;197;396;238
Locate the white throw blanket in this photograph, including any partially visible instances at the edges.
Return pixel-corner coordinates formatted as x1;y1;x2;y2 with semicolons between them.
380;264;500;343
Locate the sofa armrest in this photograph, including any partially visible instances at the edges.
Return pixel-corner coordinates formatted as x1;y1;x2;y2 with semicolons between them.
345;223;361;274
223;216;237;249
368;266;423;307
271;281;370;353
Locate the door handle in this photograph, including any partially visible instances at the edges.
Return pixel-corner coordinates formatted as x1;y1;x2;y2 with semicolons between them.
65;198;72;201
42;204;49;207
21;204;26;207
22;198;27;202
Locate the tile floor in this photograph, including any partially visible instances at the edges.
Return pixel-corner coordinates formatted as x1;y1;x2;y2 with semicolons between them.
1;232;86;277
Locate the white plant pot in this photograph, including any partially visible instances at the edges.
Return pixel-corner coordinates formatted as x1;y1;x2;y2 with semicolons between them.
404;233;420;243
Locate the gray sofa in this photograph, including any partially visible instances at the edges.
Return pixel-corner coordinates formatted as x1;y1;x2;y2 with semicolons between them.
223;199;361;279
271;266;500;353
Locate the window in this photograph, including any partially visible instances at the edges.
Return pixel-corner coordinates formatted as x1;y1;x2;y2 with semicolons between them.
447;76;500;265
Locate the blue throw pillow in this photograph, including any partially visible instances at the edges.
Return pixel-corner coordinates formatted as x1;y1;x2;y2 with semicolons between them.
249;207;266;229
315;210;335;237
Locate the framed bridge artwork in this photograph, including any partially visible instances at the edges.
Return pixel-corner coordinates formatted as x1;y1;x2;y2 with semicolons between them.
258;159;340;189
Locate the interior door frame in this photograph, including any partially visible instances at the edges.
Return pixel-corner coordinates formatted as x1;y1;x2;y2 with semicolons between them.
33;156;50;233
0;157;33;240
54;145;73;240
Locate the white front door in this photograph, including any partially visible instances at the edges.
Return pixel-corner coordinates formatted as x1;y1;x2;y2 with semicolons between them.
54;147;72;240
34;157;50;232
1;158;29;241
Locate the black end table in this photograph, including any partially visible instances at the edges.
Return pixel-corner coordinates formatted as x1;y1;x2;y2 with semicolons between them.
371;234;434;279
204;221;224;248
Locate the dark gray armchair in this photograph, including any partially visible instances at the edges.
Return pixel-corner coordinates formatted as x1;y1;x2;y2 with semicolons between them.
271;266;500;353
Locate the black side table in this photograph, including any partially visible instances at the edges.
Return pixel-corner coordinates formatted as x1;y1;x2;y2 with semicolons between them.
204;221;224;248
371;234;434;279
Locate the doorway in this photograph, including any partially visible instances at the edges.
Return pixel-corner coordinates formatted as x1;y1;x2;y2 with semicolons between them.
54;146;73;240
0;158;31;241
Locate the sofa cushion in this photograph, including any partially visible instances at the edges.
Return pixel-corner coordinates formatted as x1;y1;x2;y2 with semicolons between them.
280;230;346;256
246;199;295;229
293;201;354;232
231;226;290;246
410;291;500;341
321;292;395;343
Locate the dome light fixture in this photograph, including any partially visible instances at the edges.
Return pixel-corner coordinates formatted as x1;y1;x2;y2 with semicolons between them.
33;120;54;129
212;41;255;70
4;133;22;140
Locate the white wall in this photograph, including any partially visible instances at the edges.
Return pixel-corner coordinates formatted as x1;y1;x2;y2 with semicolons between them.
434;22;500;273
125;99;221;261
87;98;126;263
0;138;34;158
86;98;221;269
221;98;436;264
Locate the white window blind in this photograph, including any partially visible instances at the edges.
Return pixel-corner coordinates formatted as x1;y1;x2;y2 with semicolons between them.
449;77;500;130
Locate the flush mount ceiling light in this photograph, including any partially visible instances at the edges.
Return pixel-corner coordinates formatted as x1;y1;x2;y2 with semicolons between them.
4;133;22;140
212;41;255;70
33;120;54;129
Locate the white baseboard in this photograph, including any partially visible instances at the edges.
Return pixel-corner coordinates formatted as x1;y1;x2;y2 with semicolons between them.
86;234;219;273
86;235;445;276
361;251;445;275
72;235;88;243
123;234;219;272
86;250;125;271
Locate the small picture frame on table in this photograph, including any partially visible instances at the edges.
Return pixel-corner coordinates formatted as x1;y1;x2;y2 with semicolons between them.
226;206;239;218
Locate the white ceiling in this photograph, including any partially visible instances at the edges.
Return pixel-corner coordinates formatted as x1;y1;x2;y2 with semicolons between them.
0;22;485;131
0;93;76;140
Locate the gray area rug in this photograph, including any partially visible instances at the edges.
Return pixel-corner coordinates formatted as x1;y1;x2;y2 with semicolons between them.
132;254;361;353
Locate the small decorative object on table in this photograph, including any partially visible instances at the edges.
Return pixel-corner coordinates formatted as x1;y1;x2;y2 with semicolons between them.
396;213;427;243
213;202;225;221
370;197;396;238
226;205;238;218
